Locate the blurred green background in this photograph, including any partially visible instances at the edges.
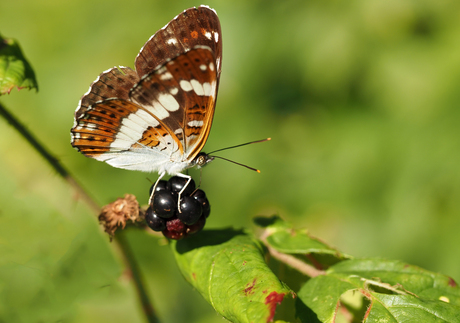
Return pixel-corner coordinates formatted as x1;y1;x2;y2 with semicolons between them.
1;0;460;322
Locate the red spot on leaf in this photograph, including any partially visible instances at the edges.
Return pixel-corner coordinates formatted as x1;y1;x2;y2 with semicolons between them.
448;277;458;287
264;291;285;322
192;272;196;280
244;279;257;296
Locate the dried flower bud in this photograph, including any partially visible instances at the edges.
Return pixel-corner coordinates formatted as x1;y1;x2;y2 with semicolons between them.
99;194;140;236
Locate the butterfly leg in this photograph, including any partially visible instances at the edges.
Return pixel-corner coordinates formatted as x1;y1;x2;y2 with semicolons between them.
188;168;202;197
175;172;192;213
148;172;166;206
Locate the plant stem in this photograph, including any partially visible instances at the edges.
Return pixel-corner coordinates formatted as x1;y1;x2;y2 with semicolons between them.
116;230;159;323
0;100;158;322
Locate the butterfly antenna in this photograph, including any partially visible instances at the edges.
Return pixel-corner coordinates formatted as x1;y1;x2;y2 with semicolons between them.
208;138;271;155
211;156;261;173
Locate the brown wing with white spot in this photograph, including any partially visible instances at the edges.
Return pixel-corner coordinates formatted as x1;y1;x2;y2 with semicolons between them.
135;6;222;82
130;46;218;161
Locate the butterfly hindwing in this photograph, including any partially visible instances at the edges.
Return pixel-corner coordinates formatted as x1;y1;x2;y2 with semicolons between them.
76;67;139;119
72;98;181;171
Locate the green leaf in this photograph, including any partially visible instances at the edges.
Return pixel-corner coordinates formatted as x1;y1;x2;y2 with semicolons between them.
296;275;356;322
297;258;460;322
368;293;459;322
255;216;351;266
330;259;460;304
0;34;38;95
171;229;293;323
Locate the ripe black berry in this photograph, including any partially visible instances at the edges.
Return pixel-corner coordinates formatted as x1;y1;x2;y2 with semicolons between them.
152;190;176;218
177;196;202;225
191;189;206;199
202;204;210;218
145;207;166;231
168;176;196;196
187;216;206;234
146;176;211;239
149;180;168;196
191;189;211;218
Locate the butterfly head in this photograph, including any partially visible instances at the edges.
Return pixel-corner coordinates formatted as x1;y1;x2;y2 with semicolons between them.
192;152;215;169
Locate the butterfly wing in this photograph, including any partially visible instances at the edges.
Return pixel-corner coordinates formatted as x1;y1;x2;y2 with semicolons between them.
135;6;222;81
76;67;139;119
71;47;218;174
71;6;221;175
131;46;218;160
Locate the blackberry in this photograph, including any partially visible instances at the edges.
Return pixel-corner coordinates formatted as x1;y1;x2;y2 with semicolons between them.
177;196;202;225
146;176;211;239
167;176;196;196
152;190;176;219
149;180;168;196
191;189;211;218
187;216;206;234
145;206;167;231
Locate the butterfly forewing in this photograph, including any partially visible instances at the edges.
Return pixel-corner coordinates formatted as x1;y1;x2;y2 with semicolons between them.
135;6;222;80
130;46;217;159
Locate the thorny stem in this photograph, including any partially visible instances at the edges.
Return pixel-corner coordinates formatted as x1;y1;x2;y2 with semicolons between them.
0;101;159;323
260;230;325;277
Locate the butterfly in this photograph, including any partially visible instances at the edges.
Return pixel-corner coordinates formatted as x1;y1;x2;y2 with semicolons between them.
71;6;222;207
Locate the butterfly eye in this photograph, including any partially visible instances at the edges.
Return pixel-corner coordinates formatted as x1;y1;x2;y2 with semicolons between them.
197;155;206;166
